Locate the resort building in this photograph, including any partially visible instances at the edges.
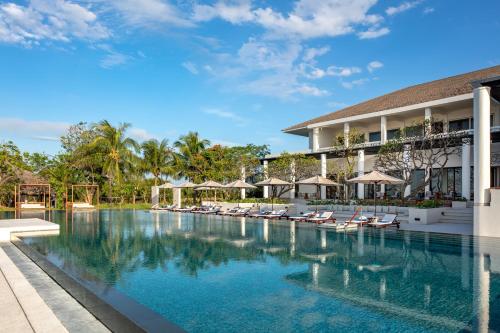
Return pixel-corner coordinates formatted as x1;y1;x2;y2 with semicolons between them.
264;65;500;236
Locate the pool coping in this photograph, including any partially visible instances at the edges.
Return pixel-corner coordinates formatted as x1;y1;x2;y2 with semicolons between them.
11;234;186;333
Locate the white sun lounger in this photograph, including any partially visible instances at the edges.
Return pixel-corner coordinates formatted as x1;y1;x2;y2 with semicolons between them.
307;211;334;223
368;214;399;228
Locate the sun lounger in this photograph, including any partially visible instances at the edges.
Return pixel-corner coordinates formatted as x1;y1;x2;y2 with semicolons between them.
248;210;273;218
307;211;335;224
174;205;197;212
220;207;240;215
368;214;399;228
350;212;374;225
198;206;221;214
288;212;317;221
264;209;288;219
230;207;251;216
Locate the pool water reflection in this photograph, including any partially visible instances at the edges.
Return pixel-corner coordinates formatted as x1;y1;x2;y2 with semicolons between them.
5;210;500;332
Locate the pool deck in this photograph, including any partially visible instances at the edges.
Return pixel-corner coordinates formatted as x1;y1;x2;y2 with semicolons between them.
0;218;109;332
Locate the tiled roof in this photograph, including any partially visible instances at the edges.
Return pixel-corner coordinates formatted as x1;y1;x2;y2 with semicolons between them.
284;65;500;132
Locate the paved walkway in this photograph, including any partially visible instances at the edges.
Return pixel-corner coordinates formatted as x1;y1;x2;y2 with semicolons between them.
400;222;473;235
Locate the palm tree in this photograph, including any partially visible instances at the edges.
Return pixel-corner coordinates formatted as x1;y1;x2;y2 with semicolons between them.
173;132;210;182
81;120;139;201
141;139;173;186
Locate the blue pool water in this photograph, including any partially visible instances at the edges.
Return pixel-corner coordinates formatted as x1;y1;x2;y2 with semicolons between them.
4;209;500;332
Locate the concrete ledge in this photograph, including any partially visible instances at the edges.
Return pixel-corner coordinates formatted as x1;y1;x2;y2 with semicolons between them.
0;246;68;332
0;218;59;241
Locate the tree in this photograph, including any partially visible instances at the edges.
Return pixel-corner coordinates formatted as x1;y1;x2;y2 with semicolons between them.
141;139;173;186
60;122;97;153
173;132;210;183
79;120;139;201
267;153;318;197
330;128;364;200
376;119;463;198
0;141;26;206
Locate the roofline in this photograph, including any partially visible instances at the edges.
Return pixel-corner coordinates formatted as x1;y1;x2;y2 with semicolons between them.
283;93;473;134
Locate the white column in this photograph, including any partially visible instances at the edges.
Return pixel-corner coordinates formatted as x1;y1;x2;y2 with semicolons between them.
240;166;246;199
380;184;385;196
462;139;471;200
380;116;387;144
263;160;269;198
425;107;432;135
173;187;182;208
290;160;296;199
473;86;491;206
151;186;159;207
357;150;365;200
344;123;350;147
473;252;490;332
403;144;412;198
424;167;431;196
312;127;320;152
321;153;327;199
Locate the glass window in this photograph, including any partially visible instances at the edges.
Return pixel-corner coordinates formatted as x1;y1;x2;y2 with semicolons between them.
405;125;423;138
387;129;401;140
449;119;469;132
369;131;381;142
432;121;443;134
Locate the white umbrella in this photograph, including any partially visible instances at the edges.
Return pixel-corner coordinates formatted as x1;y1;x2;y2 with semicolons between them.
255;177;292;210
158;182;174;189
347;170;404;217
296;176;340;211
175;182;197;205
195;180;224;202
224;180;257;206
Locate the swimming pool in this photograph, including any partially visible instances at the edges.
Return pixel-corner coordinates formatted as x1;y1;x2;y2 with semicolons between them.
5;210;500;332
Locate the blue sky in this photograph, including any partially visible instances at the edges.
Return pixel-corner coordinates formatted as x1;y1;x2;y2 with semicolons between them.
0;0;499;155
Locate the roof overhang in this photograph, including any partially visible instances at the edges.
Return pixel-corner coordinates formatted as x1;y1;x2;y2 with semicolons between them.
306;93;473;129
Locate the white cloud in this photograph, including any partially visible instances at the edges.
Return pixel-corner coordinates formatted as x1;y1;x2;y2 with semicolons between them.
101;52;129;69
210;138;241;147
357;27;390;39
423;7;435;14
192;0;388;41
367;60;383;72
0;117;70;140
107;0;192;28
192;0;254;24
342;78;370;89
202;108;246;125
386;1;422;16
327;101;347;109
295;85;329;97
0;0;109;46
129;127;154;141
182;61;199;75
302;46;330;62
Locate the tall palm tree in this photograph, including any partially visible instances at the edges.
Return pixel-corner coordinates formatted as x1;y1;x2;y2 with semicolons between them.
141;139;173;186
173;132;210;182
81;120;139;201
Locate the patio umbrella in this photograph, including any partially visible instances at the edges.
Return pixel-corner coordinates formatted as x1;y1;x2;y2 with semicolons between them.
175;181;197;205
296;176;340;211
158;182;174;204
347;170;404;218
224;180;257;206
195;180;224;203
254;177;292;210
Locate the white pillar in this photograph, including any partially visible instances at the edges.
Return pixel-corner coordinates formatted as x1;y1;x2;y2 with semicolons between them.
403;144;412;198
462;139;471;200
173;187;182;208
344;122;350;147
380;116;387;144
473;86;491;206
424;107;432;135
380;184;385;195
312;127;320;152
290;160;296;199
321;153;327;199
473;252;490;332
424;167;431;196
240;166;246;199
151;186;159;207
263;160;269;198
357;150;365;200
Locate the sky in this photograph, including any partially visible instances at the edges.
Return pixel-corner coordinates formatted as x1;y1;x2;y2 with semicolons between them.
0;0;499;155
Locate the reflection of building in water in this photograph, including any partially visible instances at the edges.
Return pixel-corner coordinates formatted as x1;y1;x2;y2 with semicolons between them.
285;231;500;333
240;217;246;237
289;221;296;256
263;220;268;243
